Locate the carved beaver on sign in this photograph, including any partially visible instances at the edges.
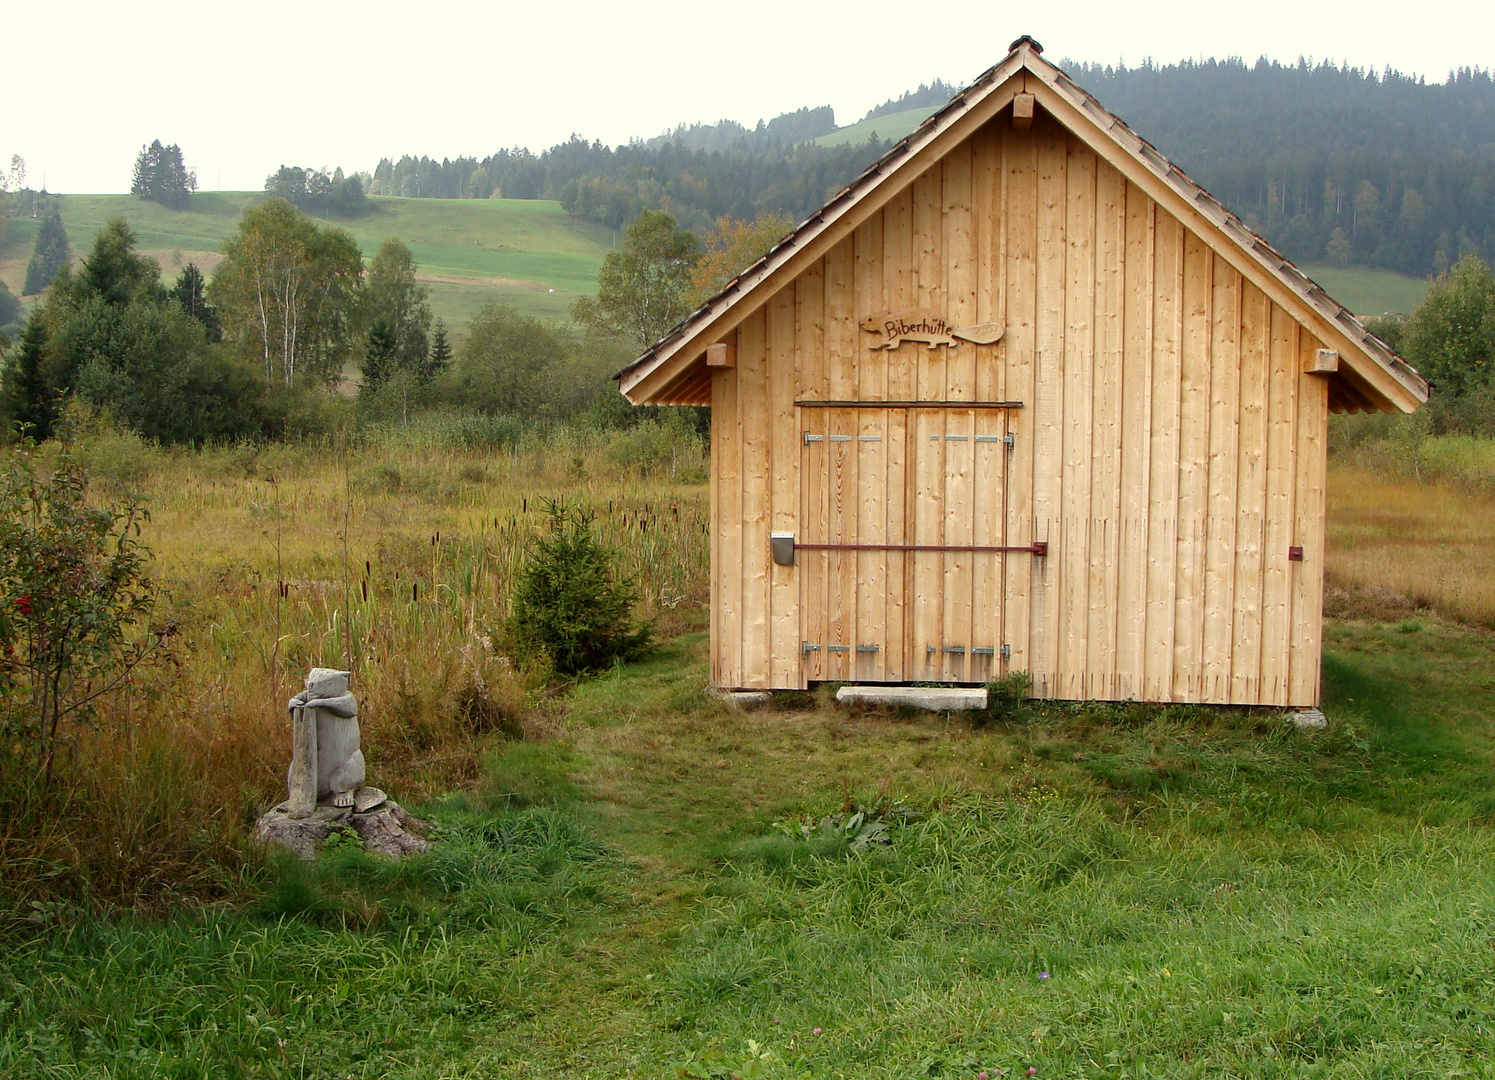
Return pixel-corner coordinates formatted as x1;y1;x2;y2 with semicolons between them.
860;310;1006;350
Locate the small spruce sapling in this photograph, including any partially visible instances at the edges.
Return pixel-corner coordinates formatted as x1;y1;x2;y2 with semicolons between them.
508;499;654;675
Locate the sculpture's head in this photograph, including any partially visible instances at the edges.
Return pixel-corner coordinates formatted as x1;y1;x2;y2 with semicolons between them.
305;668;351;697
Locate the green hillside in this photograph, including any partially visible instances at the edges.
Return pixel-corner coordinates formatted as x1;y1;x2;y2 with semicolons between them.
0;191;1428;342
0;193;617;332
814;105;940;147
1300;264;1427;317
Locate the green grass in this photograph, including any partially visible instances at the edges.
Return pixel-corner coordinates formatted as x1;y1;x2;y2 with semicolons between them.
0;193;616;332
814;106;941;148
6;615;1495;1077
1300;264;1428;316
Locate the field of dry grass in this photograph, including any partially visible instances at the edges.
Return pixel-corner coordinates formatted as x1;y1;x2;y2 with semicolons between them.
1326;460;1495;628
0;422;710;913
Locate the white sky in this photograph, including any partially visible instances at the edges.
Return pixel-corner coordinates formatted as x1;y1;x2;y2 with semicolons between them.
7;0;1491;195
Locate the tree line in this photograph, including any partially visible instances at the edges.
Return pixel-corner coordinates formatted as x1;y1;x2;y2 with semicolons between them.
0;196;641;446
369;136;892;233
264;165;369;217
1071;57;1495;275
368;59;1493;277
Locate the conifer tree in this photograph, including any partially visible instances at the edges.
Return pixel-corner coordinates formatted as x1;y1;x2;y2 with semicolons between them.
22;213;69;295
2;311;56;440
131;141;195;209
77;219;159;306
362;321;397;393
425;319;452;380
168;264;221;342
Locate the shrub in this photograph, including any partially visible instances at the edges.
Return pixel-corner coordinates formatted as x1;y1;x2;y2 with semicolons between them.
0;441;161;790
973;670;1032;728
508;499;654;674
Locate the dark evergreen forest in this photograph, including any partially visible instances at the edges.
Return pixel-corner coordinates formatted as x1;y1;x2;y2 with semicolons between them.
1072;58;1495;275
369;58;1494;276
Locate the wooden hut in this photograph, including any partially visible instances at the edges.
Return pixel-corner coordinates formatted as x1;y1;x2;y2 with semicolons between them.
618;37;1429;706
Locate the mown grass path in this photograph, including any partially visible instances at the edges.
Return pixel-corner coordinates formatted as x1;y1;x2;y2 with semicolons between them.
6;619;1495;1078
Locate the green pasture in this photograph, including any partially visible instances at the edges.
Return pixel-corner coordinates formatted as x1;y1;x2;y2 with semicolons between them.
0;193;615;331
1300;264;1427;317
6;611;1495;1078
814;105;941;148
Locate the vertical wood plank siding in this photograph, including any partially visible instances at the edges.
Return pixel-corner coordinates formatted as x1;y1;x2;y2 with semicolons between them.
710;112;1328;705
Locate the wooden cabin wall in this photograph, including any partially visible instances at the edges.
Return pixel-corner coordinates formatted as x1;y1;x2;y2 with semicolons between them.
711;111;1328;706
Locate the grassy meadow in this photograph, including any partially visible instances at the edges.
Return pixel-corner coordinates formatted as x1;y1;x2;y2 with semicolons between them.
0;193;617;331
1298;265;1427;317
0;420;1493;1077
814;106;941;148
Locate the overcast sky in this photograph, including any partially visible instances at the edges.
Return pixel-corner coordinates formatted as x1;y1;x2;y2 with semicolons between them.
7;0;1491;194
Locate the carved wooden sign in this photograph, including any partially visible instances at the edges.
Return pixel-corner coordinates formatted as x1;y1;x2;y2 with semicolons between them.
860;309;1005;350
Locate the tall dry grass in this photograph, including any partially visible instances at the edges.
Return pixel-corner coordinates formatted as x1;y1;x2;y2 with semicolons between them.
0;421;710;918
1327;461;1495;627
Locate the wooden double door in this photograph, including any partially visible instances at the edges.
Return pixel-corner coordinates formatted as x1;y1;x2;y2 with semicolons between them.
798;404;1022;684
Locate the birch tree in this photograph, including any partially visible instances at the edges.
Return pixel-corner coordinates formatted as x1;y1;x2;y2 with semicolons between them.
213;199;364;387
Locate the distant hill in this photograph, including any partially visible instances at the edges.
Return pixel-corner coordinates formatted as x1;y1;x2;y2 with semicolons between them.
644;106;839;153
814;106;941;148
859;79;961;123
0;193;615;334
363;58;1493;282
1066;58;1495;276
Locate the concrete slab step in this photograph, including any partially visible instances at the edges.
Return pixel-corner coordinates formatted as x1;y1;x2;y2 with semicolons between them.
835;685;988;712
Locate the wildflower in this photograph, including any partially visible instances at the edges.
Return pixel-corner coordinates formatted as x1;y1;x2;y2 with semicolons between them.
1039;972;1049;980
979;1072;989;1079
813;1027;823;1035
1027;1070;1037;1077
12;596;31;615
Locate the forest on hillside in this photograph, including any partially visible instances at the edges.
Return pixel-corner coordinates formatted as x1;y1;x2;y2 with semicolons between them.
1072;58;1495;276
371;59;1494;277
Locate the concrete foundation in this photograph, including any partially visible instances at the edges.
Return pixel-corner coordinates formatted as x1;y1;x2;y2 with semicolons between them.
835;686;988;712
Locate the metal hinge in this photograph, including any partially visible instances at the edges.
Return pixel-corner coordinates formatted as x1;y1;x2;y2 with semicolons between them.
942;645;966;655
1000;644;1012;661
856;644;880;653
802;641;821;654
803;432;824;444
827;645;850;653
972;647;995;656
1004;432;1015;450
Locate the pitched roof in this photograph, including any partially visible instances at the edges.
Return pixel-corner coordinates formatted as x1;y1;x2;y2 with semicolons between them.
619;37;1430;413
